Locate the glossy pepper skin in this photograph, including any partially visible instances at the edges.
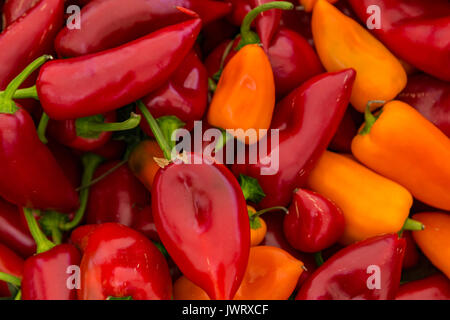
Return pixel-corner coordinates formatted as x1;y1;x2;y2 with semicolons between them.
55;0;230;58
397;73;450;138
312;0;407;112
348;0;450;81
22;244;81;300
307;151;412;245
283;189;345;253
352;101;450;211
396;274;450;300
132;205;160;243
232;69;356;209
0;243;24;297
0;0;63;90
38;17;202;120
174;246;304;300
0;198;35;258
207;43;275;144
2;0;40;27
85;161;150;227
79;223;172;300
152;153;250;300
412;213;450;279
139;51;208;136
296;234;406;300
250;0;282;49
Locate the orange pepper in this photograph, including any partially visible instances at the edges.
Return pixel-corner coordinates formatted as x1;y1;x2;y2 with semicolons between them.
128;139;164;190
300;0;337;12
412;213;450;279
352;101;450;211
311;0;406;112
248;206;267;247
306;151;413;245
174;246;304;300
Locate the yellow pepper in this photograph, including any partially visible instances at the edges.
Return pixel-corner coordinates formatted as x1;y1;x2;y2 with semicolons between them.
306;151;413;244
311;0;407;112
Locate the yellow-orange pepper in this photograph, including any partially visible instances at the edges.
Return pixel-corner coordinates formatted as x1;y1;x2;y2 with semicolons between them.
412;213;450;279
311;0;407;112
306;151;413;245
300;0;337;12
352;101;450;211
174;246;304;300
128;139;164;190
248;206;267;247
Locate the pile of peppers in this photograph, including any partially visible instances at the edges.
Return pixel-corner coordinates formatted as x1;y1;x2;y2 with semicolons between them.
0;0;448;301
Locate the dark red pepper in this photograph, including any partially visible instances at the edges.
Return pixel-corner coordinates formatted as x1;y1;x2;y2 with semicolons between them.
35;16;202;120
79;223;172;300
329;107;363;153
296;234;406;300
396;274;450;300
21;208;81;300
233;69;356;209
402;231;420;270
89;139;126;161
85;161;150;227
0;198;35;258
0;243;24;297
2;0;39;27
397;73;450;138
54;0;231;58
138;50;208;136
283;188;345;253
348;0;450;81
0;56;79;213
250;0;282;49
132;205;160;243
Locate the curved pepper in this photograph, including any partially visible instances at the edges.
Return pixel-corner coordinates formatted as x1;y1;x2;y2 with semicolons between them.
396;274;450;300
0;243;24;297
307;151;413;244
412;213;450;279
33;16;202;120
296;234;406;300
0;56;79;213
79;223;172;300
174;246;304;300
232;69;355;209
312;0;407;112
139;50;208;136
250;0;283;49
283;188;345;253
2;0;39;27
348;0;450;81
352;101;450;211
85;160;150;227
397;74;450;138
55;0;231;57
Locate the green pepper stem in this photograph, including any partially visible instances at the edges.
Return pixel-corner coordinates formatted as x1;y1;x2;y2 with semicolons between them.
14;290;22;300
314;252;324;267
77;113;141;135
240;1;294;48
12;86;39;100
1;56;51;114
60;153;103;231
23;208;56;254
0;272;21;287
137;100;173;161
250;206;288;218
37;113;50;144
360;100;386;135
403;218;425;232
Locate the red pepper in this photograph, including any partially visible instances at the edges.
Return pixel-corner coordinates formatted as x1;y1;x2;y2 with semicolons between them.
46;111;141;151
89;140;126;161
138;50;208;136
200;18;238;55
226;0;252;26
396;274;450;300
2;0;39;27
54;0;230;58
138;101;250;300
132;205;160;243
0;243;24;297
296;234;406;300
35;16;202;120
397;73;450;138
329;107;363;153
70;224;100;252
348;0;450;81
0;198;35;258
233;69;356;209
250;0;283;48
85;161;150;227
78;223;172;300
47;141;82;189
0;56;79;213
402;231;420;270
21;208;81;300
283;188;345;253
